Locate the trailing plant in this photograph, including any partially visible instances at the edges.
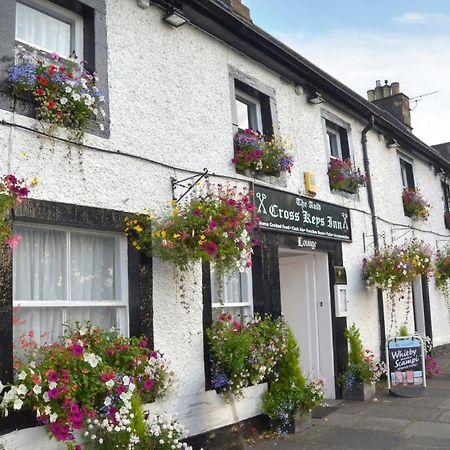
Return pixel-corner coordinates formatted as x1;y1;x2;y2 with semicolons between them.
341;324;386;388
0;174;34;248
207;314;289;398
402;187;430;221
327;158;367;193
434;248;450;298
9;46;106;140
125;184;260;277
362;239;432;296
232;129;294;176
262;327;324;427
0;322;174;450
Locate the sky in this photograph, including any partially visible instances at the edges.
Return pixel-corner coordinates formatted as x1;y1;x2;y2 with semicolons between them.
243;0;450;146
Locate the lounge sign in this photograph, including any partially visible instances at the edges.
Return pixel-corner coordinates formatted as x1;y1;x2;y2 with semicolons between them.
254;186;352;242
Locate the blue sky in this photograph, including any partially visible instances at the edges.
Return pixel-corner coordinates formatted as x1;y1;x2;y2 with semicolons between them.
243;1;450;145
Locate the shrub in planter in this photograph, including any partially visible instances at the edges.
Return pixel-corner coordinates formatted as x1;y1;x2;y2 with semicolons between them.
327;158;367;193
0;174;33;248
402;187;430;221
232;129;294;176
0;322;174;450
341;324;386;401
207;314;289;398
125;184;260;276
9;46;106;140
262;328;324;433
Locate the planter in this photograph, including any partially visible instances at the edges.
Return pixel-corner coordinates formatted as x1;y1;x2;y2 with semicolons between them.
342;381;375;401
339;183;357;194
294;411;312;433
268;411;312;435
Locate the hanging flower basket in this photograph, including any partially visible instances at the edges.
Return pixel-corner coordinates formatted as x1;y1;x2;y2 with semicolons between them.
9;46;106;140
362;239;432;296
125;184;260;276
232;129;294;176
434;248;450;297
327;158;367;193
402;188;430;221
0;174;33;249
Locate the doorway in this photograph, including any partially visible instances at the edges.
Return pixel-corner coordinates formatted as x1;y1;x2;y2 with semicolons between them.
279;249;336;398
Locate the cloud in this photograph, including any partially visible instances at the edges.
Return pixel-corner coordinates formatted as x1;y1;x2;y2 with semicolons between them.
272;30;450;146
393;12;450;25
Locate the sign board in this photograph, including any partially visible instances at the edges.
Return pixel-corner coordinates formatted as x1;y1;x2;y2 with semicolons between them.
387;336;426;397
254;186;352;242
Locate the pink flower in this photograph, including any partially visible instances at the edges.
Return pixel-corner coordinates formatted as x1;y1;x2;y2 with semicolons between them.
143;379;155;391
48;388;60;399
5;234;22;249
204;241;218;256
47;370;58;382
72;343;84;357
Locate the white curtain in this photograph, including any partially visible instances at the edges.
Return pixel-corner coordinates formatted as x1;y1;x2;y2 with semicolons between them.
16;2;71;56
13;227;120;350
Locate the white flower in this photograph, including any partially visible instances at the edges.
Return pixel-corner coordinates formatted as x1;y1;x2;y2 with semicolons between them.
48;381;57;390
17;384;27;396
45;406;52;415
60;97;68;105
17;371;27;381
65;86;72;93
105;379;114;389
13;397;23;410
122;375;130;386
84;352;102;368
49;412;58;423
43;392;50;403
0;381;5;394
104;397;112;407
72;93;81;101
33;385;42;395
99;123;105;131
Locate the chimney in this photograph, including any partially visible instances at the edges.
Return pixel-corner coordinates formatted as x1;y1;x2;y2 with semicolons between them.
223;0;252;21
367;80;412;130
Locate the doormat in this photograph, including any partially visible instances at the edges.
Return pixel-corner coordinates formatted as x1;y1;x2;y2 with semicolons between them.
311;405;339;419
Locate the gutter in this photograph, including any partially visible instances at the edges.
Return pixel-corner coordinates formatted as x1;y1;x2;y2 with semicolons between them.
362;116;386;360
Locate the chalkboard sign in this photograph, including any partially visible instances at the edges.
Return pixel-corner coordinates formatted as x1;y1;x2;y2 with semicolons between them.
387;336;426;397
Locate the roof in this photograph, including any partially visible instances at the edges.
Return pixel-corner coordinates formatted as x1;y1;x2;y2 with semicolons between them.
165;0;450;170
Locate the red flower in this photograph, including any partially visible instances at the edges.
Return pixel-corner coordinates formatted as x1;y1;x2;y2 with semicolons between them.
48;64;57;76
36;75;48;86
48;100;56;110
36;88;45;97
56;111;64;119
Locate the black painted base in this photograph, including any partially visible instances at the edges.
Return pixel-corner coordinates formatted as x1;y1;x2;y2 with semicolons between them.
186;414;268;450
389;386;426;398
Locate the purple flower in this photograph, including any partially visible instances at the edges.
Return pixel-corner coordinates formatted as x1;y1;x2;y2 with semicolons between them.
72;343;84;357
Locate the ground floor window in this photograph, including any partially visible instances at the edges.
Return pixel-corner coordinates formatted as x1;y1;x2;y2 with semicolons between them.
13;223;129;348
210;269;253;323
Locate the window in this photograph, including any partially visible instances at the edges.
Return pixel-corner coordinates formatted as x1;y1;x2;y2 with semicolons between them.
211;270;253;323
13;224;128;347
325;120;350;160
235;89;263;131
400;158;415;189
443;181;450;213
15;0;83;59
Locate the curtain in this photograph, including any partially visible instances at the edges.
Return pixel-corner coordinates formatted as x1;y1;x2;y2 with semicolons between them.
16;2;71;56
13;227;121;350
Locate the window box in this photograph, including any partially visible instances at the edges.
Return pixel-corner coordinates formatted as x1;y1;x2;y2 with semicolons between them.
327;158;366;194
402;188;430;221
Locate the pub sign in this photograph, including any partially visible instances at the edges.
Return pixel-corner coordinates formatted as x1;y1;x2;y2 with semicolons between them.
254;186;352;242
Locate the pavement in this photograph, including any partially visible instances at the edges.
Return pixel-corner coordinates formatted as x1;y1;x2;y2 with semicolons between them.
248;345;450;450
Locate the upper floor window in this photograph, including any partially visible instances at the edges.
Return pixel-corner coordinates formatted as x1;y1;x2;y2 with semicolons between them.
325;120;350;160
400;157;415;189
235;89;263;132
211;270;253;323
13;223;128;348
15;0;83;59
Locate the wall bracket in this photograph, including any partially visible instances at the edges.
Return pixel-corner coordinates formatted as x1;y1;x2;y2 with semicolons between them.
170;168;209;203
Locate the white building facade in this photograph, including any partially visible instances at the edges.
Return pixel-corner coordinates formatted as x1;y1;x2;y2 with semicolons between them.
0;0;449;448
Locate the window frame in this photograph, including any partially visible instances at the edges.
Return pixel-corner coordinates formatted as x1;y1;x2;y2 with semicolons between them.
15;0;84;59
399;156;415;189
235;88;263;132
326;125;343;160
323;118;351;162
12;222;129;336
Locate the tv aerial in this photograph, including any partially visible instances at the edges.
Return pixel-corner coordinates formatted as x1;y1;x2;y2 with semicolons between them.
410;91;438;111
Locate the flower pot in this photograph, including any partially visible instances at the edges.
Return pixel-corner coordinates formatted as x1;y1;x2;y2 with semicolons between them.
294;411;312;433
342;381;375;401
268;417;295;434
403;207;413;218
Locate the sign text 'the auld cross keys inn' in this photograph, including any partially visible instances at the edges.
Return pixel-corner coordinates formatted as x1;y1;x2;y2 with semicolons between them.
254;186;352;242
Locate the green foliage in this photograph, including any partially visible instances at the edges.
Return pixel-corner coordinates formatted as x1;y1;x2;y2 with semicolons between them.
345;324;364;366
399;325;409;337
262;328;324;423
207;314;289;398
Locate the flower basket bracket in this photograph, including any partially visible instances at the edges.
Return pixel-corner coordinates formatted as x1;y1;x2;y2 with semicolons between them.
170;168;209;203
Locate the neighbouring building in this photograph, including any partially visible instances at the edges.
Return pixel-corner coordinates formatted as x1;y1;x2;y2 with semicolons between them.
0;0;450;448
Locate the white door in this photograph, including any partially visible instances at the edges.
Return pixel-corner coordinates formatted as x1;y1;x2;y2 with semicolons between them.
279;252;335;399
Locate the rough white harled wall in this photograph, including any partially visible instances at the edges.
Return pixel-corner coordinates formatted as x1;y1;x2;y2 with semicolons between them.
1;0;449;447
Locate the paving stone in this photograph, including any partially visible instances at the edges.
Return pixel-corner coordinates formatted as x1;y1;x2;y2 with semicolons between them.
361;403;442;421
401;420;450;439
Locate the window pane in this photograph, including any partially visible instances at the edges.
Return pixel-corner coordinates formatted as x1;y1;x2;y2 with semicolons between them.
13;307;63;351
14;227;67;301
16;2;71;56
212;306;252;323
66;307;118;331
236;99;250;130
70;234;116;301
327;131;340;158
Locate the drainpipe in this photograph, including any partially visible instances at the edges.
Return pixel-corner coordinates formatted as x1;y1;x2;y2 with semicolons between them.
361;116;386;361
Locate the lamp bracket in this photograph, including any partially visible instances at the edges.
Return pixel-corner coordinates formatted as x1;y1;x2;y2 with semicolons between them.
171;168;209;203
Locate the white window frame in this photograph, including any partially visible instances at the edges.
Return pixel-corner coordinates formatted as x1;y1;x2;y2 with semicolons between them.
399;154;415;189
326;125;343;160
211;270;254;323
235;89;263;132
13;222;129;336
16;0;84;60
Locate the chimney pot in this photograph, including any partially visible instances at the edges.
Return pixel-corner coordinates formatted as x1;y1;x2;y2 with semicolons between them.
367;89;375;102
391;82;400;95
382;84;391;98
375;80;381;88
